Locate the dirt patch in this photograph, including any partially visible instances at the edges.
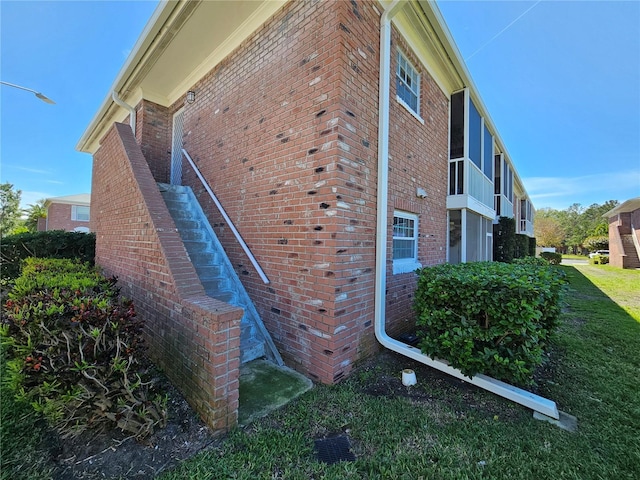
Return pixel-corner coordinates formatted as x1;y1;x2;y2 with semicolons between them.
45;375;220;480
354;348;559;422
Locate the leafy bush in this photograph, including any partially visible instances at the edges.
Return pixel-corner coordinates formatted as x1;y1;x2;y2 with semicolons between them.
414;261;566;385
540;251;563;265
514;234;530;259
0;231;95;281
589;254;609;265
528;237;537;257
0;258;166;439
493;217;516;263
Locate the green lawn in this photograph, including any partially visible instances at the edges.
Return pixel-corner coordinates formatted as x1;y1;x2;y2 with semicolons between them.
160;264;640;480
2;264;639;479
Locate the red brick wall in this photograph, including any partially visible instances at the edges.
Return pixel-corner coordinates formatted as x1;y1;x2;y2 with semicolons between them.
91;122;243;432
172;0;386;384
609;214;625;267
609;210;640;268
385;29;449;334
45;202;92;232
137;101;172;183
94;0;451;386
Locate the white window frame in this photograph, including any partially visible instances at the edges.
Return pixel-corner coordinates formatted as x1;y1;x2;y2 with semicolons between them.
392;211;422;275
396;51;424;123
71;205;90;222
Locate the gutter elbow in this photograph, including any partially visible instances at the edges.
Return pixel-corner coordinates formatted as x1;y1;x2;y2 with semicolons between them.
111;91;136;137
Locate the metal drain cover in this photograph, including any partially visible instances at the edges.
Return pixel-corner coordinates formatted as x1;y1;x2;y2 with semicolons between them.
314;434;356;464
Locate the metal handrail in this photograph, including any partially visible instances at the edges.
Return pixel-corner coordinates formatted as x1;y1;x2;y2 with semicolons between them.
181;149;270;284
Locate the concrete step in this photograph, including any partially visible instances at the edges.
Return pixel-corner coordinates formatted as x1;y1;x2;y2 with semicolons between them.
173;218;201;230
188;251;219;265
159;182;282;367
201;277;228;292
183;240;214;254
178;229;207;242
209;290;236;303
194;265;223;278
238;359;313;426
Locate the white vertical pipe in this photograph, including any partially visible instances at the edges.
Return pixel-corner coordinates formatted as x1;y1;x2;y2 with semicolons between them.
373;1;559;420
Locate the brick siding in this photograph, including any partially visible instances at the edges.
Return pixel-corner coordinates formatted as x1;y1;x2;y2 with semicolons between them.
91;122;243;432
385;29;449;334
92;0;451;395
44;202;92;232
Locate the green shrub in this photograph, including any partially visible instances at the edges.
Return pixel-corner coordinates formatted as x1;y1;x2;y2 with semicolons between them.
589;254;610;265
0;258;166;439
0;231;95;281
414;262;566;385
528;237;537;257
540;251;562;265
514;234;530;259
493;217;515;263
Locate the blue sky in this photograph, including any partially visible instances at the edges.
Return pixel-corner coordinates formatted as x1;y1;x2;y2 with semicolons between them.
1;0;638;212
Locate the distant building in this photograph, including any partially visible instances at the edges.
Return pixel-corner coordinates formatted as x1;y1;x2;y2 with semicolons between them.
604;197;640;269
38;193;92;233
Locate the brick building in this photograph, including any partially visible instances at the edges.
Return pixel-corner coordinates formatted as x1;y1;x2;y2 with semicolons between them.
38;193;92;232
604;197;640;269
77;0;538;432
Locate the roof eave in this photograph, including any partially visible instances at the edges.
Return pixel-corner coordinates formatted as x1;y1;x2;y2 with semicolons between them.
75;0;182;154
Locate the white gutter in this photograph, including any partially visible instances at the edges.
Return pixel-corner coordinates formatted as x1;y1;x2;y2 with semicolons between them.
111;91;136;137
374;0;559;420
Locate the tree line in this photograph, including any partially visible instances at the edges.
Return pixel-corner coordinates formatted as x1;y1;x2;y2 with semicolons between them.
534;200;618;254
0;182;47;237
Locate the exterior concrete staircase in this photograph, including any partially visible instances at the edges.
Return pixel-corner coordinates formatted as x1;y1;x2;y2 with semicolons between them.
158;183;283;365
621;234;640;269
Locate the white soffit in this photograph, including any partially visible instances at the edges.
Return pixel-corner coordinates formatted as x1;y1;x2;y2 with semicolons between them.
77;0;286;154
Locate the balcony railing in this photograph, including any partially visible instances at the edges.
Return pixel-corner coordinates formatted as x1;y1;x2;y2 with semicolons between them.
468;162;493;209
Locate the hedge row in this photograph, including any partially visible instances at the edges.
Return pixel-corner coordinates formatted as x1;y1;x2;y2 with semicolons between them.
0;231;95;281
414;260;566;385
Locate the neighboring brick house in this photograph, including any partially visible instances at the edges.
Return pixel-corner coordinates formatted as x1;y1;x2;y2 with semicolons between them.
604;197;640;269
77;0;538;431
38;193;92;232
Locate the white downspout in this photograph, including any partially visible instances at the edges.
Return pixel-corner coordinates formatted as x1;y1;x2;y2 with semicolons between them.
112;91;136;137
373;1;559;420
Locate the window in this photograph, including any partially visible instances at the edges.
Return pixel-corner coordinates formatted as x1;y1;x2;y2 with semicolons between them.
393;211;422;274
72;205;90;222
449;160;464;195
483;126;493;179
396;51;420;116
468;99;482;170
449;91;465;159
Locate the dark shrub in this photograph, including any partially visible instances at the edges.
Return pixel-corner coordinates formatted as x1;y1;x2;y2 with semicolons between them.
540;251;562;265
0;231;95;281
0;258;166;439
493;217;515;263
414;261;566;385
528;237;537;257
514;234;530;259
